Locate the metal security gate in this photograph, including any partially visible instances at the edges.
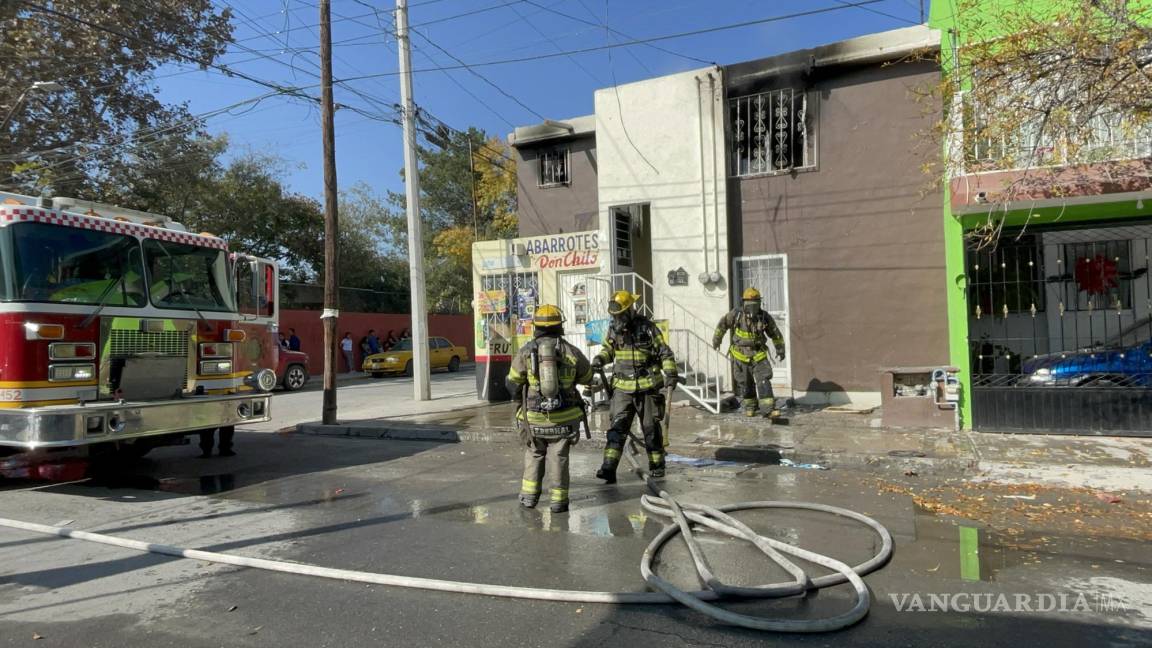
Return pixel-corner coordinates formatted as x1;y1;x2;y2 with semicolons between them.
966;222;1152;436
731;254;791;388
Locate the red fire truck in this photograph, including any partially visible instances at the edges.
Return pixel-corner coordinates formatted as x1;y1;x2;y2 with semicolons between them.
0;191;280;477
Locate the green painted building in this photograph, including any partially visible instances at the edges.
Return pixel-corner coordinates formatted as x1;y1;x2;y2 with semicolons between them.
929;0;1152;434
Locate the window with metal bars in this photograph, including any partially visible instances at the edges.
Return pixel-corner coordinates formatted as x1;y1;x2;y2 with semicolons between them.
966;235;1046;318
537;148;570;187
729;88;816;177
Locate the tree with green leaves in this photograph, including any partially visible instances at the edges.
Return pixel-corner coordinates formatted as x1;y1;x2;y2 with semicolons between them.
386;126;517;312
1;0;233;197
933;0;1152;230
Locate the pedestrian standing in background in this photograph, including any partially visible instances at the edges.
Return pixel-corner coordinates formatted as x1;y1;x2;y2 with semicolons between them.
278;332;289;349
341;333;355;373
382;329;397;351
367;329;381;354
288;328;302;351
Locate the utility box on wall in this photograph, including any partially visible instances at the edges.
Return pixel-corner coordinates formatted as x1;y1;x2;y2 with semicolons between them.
879;366;960;430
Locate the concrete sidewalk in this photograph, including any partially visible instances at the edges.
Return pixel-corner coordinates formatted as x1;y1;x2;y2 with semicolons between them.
296;400;1152;492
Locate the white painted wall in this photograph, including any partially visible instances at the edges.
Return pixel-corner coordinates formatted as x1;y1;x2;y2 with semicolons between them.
594;67;731;327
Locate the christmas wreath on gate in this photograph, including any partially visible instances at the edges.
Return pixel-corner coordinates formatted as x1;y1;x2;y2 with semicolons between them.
1074;254;1119;295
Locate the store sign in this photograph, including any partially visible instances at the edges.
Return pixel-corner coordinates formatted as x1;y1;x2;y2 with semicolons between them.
510;232;599;256
536;249;598;270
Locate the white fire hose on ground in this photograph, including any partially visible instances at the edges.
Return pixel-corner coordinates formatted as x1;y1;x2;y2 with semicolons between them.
0;434;893;633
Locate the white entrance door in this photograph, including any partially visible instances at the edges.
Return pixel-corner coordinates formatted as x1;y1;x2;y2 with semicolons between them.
731;254;791;389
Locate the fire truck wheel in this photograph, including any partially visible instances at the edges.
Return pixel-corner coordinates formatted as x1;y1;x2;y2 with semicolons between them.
283;365;308;391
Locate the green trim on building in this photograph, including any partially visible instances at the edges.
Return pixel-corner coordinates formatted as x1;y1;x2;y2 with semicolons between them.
929;0;1152;429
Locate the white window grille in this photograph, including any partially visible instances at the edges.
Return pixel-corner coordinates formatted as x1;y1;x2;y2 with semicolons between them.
538;148;570;187
612;208;632;268
730;89;816;177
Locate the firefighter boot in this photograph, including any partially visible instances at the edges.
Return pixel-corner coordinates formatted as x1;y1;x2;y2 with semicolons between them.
596;448;620;484
742;398;758;417
648;451;666;479
518;493;539;509
595;464;618;484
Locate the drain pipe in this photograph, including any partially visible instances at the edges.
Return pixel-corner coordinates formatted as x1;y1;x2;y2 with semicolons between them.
0;461;892;632
708;70;723;283
695;74;711;284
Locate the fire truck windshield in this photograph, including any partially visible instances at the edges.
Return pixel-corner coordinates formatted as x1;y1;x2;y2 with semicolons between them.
143;240;235;312
0;223;235;314
5;222;146;306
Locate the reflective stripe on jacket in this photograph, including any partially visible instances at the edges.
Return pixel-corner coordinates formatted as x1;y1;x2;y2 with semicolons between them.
713;308;784;364
594;317;678;393
506;336;594;426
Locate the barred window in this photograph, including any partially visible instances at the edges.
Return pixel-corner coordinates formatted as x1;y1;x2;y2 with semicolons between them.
730;88;816;176
538;148;569;187
966;235;1045;317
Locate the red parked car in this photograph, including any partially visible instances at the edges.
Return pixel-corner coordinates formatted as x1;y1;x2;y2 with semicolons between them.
278;348;310;391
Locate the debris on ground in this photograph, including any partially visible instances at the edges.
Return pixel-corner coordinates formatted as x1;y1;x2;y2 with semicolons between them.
874;478;1152;541
780;458;827;470
665;454;740;468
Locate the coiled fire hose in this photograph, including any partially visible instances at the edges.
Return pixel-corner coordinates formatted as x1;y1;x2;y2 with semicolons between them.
0;435;892;633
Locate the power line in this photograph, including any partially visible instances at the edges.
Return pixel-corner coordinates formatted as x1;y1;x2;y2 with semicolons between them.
409;26;545;120
832;0;921;26
411;0;530;28
523;0;713;66
338;1;887;81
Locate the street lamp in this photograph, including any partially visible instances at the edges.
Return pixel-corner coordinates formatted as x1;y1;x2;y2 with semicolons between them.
1;81;65;132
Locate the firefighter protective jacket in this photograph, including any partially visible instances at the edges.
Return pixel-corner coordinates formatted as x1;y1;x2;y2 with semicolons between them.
595;317;678;393
507;335;594;427
713;308;785;364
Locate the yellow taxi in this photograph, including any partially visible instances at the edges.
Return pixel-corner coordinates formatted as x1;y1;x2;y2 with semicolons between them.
363;337;468;377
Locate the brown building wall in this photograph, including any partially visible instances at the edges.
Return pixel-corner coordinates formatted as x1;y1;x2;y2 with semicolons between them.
731;62;948;394
515;135;599;236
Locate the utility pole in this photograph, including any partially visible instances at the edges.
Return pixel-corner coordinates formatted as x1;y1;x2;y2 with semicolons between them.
396;0;431;401
319;0;340;424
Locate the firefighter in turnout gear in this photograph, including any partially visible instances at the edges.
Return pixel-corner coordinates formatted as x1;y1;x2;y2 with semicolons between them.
506;304;594;513
713;287;786;417
592;291;679;482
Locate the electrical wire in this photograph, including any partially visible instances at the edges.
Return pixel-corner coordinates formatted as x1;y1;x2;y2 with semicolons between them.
337;1;887;80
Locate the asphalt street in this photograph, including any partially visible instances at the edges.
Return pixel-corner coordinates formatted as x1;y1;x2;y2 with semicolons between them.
1;404;1148;647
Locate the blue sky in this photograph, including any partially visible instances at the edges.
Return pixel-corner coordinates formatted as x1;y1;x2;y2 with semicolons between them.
156;0;925;198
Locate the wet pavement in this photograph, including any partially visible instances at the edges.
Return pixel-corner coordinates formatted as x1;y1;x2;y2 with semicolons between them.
1;432;1149;647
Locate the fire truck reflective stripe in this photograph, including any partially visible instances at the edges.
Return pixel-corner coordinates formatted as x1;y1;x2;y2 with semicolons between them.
0;380;97;389
0;386;96;402
0;399;79;409
0;208;227;250
194;378;246;391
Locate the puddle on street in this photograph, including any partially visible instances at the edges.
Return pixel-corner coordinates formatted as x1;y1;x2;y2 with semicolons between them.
412;496;668;539
903;506;1151;584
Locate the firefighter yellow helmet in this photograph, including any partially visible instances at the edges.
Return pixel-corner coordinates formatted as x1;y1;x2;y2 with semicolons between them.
742;287;762;302
607;290;639;316
532;304;563;329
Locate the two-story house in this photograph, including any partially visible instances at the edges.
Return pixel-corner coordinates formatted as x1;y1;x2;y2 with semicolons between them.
490;25;950;414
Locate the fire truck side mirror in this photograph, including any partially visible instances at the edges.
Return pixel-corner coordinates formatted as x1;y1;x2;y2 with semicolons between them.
234;257;262;318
